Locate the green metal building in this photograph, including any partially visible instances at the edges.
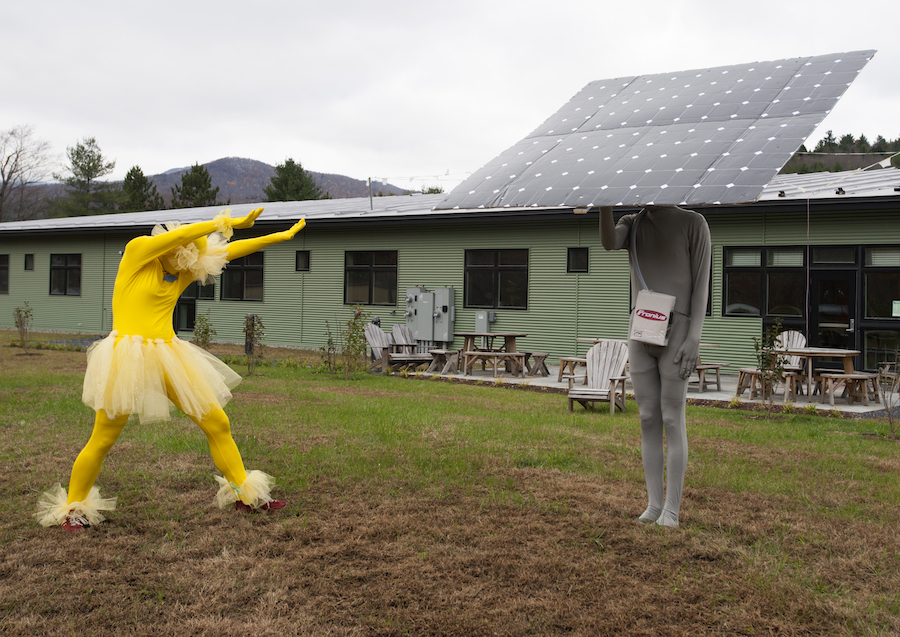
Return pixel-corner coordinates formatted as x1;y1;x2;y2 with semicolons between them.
2;168;899;372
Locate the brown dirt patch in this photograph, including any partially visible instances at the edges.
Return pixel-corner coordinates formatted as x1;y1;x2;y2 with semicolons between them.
3;468;897;636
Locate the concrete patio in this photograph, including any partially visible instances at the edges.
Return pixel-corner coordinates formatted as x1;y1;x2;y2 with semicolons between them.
419;362;895;419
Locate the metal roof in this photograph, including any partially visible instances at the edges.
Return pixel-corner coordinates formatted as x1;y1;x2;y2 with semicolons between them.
438;50;876;210
760;166;900;200
2;166;899;237
0;194;449;235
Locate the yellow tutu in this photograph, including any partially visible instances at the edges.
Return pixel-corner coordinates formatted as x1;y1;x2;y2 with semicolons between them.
82;331;242;423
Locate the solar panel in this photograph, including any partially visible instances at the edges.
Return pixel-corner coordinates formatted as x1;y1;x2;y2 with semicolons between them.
438;50;876;210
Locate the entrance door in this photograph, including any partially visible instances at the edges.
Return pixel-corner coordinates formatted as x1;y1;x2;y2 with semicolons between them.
810;270;857;351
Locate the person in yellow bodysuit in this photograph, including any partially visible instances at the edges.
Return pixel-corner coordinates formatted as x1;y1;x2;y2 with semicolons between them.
36;207;306;530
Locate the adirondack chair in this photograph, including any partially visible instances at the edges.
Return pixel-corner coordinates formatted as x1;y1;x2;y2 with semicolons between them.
364;323;431;373
391;324;418;354
567;340;629;414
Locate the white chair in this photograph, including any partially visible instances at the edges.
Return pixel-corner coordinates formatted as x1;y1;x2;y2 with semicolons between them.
566;340;629;415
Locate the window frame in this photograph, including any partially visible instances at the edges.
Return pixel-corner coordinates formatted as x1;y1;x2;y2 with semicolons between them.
463;248;529;310
220;252;264;301
49;253;82;296
567;247;589;274
0;254;8;294
864;245;900;321
24;254;34;271
180;280;215;300
295;250;310;272
722;246;808;319
343;250;398;306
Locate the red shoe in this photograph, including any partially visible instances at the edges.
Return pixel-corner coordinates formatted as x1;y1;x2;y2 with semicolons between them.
63;515;90;531
235;499;287;513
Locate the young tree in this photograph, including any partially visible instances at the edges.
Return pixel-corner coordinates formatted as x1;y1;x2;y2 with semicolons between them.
263;158;327;201
170;162;223;209
121;165;164;212
51;136;119;216
814;130;838;152
0;125;54;221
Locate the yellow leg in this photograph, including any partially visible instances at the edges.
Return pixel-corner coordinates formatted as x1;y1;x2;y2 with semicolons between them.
68;409;129;504
174;400;248;487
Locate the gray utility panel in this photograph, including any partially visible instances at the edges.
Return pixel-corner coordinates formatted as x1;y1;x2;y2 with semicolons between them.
405;286;455;344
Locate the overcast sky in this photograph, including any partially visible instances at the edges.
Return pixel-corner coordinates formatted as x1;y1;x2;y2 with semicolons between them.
2;0;897;194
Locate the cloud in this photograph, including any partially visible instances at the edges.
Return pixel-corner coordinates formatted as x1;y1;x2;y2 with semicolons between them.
2;0;896;193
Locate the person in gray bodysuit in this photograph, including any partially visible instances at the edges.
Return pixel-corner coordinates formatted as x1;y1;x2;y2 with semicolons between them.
599;205;711;527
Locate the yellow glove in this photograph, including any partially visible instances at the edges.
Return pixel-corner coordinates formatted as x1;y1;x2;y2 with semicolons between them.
232;207;264;229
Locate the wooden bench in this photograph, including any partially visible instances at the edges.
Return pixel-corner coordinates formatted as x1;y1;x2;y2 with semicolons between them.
523;351;550;377
558;356;587;383
364;323;432;373
693;362;728;392
818;372;880;406
427;349;459;375
735;367;768;400
463;351;527;377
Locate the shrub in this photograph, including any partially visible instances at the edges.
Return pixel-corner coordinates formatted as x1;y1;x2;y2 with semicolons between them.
191;309;216;351
243;313;266;375
13;302;33;353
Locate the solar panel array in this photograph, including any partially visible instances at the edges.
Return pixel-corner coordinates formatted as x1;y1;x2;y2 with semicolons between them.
437;50;875;210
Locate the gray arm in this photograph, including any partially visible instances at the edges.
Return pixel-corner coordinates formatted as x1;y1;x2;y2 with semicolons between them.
599;206;629;251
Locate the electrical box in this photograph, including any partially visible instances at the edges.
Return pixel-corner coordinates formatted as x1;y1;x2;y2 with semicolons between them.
474;310;495;333
405;286;455;345
405;286;432;341
432;287;455;343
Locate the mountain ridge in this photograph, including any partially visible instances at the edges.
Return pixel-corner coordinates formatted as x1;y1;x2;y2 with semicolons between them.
148;157;407;205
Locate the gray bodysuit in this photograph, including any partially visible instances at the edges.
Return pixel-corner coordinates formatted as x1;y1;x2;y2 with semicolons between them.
600;206;711;526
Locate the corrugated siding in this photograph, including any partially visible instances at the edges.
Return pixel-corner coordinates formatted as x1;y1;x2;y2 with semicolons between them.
0;234;112;333
2;205;899;372
704;215;763;369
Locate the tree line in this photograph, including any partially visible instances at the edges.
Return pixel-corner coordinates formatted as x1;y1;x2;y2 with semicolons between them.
0;126;329;222
783;131;900;174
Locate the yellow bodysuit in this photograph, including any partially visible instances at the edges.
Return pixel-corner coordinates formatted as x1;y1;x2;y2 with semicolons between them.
36;209;305;528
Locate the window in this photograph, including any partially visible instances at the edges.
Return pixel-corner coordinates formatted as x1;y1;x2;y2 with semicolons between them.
0;255;8;294
464;249;528;309
221;253;263;301
295;250;310;272
181;280;215;300
723;247;807;318
24;254;34;271
723;248;762;316
766;248;805;317
567;247;588;273
865;247;900;319
344;251;397;305
50;254;81;296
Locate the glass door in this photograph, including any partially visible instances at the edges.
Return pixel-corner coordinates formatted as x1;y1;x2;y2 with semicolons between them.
810;270;857;351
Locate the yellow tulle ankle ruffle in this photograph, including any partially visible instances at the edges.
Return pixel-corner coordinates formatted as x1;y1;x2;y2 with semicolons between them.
35;484;117;527
214;470;275;509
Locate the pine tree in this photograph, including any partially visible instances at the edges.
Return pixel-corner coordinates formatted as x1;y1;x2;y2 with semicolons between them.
263;158;328;201
121;165;164;212
51;137;120;216
170;163;223;209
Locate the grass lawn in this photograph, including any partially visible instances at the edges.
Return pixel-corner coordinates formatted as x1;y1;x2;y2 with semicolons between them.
1;331;899;636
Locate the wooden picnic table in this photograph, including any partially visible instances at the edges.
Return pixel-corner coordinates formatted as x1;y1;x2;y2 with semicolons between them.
454;332;527;377
776;346;871;404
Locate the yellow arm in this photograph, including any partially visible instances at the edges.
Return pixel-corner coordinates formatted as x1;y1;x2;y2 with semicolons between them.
226;219;307;261
125;207;265;265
